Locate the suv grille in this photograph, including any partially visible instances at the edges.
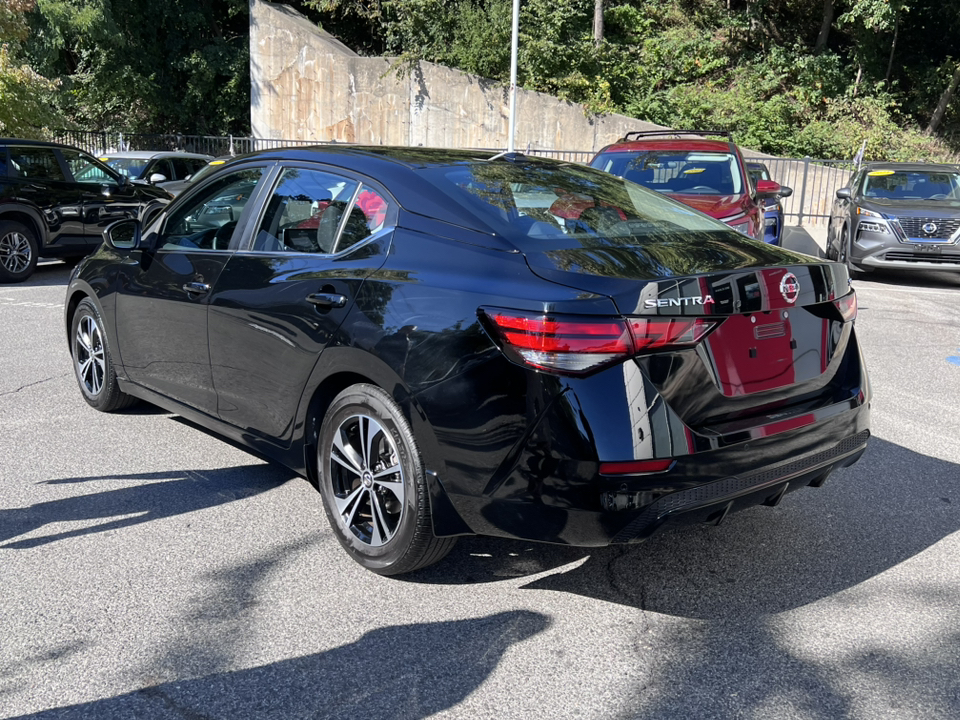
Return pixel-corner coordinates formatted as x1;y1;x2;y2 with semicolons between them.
895;216;960;241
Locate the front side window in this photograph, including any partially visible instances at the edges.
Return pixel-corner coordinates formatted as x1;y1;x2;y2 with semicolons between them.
160;168;265;250
8;146;66;182
252;168;395;255
60;149;116;184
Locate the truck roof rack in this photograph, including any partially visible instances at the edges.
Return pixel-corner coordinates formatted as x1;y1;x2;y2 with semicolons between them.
620;129;734;142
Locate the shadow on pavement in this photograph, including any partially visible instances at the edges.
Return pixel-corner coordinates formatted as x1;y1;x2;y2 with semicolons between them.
781;225;826;258
22;261;75;287
8;611;549;720
412;437;960;617
0;465;291;549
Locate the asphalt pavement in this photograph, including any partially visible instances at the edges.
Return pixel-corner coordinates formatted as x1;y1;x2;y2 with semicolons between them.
1;251;959;720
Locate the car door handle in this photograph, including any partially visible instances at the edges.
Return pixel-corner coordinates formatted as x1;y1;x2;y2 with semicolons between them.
306;292;347;308
182;282;211;295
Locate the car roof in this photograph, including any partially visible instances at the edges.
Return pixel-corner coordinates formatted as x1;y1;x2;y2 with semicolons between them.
99;151;213;159
860;161;960;173
216;145;587;230
0;137;86;152
598;138;736;154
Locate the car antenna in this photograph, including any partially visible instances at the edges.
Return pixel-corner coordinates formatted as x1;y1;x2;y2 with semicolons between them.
486;150;525;162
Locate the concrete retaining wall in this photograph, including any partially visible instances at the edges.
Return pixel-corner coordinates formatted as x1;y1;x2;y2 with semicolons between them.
249;0;665;151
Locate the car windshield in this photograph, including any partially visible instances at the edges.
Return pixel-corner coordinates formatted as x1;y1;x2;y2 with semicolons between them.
184;160;227;185
592;150;743;195
417;161;742;250
860;169;960;200
103;157;150;179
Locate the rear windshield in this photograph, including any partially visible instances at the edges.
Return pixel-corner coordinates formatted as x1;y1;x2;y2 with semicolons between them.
859;169;960;200
416;160;744;250
591;150;743;196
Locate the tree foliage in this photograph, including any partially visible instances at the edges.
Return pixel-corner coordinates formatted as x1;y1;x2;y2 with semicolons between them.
23;0;250;134
10;0;960;159
0;0;60;136
304;0;960;160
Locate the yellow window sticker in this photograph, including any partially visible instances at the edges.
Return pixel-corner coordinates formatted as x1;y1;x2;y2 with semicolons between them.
683;167;705;174
867;170;895;176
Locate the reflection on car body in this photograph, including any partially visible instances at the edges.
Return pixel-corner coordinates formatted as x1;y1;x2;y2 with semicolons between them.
65;146;870;576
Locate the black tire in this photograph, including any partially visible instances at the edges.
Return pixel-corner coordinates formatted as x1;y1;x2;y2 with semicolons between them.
70;298;139;412
317;383;456;575
838;225;862;279
0;220;39;283
825;221;838;260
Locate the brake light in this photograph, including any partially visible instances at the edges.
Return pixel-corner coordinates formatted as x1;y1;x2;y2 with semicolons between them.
481;308;721;374
628;317;718;351
834;291;857;322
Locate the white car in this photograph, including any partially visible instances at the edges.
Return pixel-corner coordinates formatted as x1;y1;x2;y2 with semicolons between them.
98;151;213;192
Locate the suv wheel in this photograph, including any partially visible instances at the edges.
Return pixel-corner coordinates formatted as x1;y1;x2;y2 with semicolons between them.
838;225;862;279
0;220;39;283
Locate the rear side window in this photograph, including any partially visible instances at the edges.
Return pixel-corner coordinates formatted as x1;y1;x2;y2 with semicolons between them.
8;146;66;182
252;169;395;255
60;149;115;184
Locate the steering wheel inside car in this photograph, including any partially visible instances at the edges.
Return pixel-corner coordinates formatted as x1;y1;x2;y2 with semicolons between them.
212;221;238;250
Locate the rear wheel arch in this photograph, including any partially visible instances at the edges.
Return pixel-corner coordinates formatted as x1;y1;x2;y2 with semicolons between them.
299;355;471;539
0;208;44;248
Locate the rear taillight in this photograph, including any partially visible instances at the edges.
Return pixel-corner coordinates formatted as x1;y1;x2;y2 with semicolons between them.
834;291;857;322
480;308;721;374
628;317;718;351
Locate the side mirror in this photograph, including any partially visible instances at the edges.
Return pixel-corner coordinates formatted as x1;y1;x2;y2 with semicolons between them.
103;218;142;251
755;179;782;199
149;172;167;184
836;187;852;200
778;185;793;198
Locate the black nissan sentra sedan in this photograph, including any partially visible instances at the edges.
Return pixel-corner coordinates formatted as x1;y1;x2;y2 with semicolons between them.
65;146;870;575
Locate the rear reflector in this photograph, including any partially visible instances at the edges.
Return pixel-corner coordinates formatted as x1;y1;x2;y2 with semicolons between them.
834;291;857;322
600;459;675;475
480;308;721;374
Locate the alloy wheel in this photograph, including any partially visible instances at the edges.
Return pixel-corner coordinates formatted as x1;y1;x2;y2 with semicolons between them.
0;230;32;274
74;315;106;397
328;414;405;546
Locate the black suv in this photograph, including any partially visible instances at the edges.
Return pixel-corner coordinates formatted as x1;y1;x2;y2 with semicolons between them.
0;139;172;283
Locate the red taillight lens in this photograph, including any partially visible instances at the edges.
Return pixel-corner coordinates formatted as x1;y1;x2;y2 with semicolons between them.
482;310;632;373
834;291;857;322
628;317;719;351
481;309;721;374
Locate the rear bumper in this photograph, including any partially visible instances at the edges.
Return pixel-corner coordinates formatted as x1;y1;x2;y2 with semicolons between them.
450;398;870;546
608;428;868;543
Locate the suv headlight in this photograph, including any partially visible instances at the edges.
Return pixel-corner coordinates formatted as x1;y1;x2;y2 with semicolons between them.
856;207;884;218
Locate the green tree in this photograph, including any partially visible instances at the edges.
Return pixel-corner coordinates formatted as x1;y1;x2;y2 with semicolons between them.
0;0;60;135
25;0;250;134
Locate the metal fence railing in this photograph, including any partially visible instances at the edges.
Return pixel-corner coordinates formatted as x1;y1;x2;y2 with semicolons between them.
51;130;322;158
46;130;908;227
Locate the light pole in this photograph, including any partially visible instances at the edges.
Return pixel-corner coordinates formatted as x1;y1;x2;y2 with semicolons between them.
507;0;520;153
